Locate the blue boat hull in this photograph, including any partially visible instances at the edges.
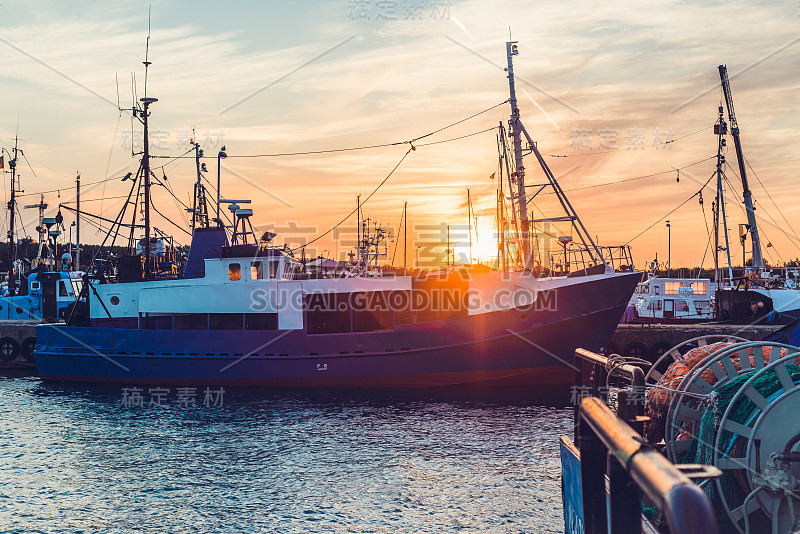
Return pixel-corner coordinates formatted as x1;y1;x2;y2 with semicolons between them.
34;272;640;387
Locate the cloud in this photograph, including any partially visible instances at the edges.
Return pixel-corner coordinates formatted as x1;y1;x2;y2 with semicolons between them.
1;0;799;265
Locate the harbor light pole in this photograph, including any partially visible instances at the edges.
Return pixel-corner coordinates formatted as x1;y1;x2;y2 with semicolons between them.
666;220;671;278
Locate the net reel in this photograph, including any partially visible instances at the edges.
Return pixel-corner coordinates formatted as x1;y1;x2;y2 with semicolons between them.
665;342;795;463
653;340;800;533
712;353;800;533
645;334;748;385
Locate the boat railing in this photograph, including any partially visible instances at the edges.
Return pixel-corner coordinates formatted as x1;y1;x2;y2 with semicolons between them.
550;244;635;275
569;348;720;534
720;265;800;290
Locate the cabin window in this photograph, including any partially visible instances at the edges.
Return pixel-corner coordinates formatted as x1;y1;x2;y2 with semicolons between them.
143;314;173;330
654;285;660;296
268;261;279;279
31;282;40;290
676;300;690;313
110;296;120;305
352;291;394;332
174;313;208;330
305;293;352;334
209;313;244;330
664;281;682;295
229;263;241;281
251;261;263;280
245;313;278;330
691;282;707;295
647;300;663;311
59;281;69;297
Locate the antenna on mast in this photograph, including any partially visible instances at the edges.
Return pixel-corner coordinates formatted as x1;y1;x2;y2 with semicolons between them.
143;5;152;99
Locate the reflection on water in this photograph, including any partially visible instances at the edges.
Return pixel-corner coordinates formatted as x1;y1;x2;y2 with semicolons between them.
0;379;571;533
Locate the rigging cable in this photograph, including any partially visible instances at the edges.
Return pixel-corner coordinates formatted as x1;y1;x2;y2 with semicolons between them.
101;111;124;215
291;147;414;252
150;199;192;237
724;161;800;255
151;102;508;160
553;156;716;194
744;155;800;247
722;171;785;265
625;172;716;246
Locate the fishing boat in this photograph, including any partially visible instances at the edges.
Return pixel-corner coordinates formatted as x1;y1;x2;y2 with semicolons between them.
33;41;641;386
712;66;800;325
0;140;84;319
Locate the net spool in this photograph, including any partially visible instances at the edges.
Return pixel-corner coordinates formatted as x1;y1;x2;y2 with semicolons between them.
645;340;742;443
645;334;748;385
713;353;800;533
663;343;800;533
664;342;795;463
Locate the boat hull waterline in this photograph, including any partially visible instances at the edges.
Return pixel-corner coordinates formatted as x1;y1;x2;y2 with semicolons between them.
34;272;640;387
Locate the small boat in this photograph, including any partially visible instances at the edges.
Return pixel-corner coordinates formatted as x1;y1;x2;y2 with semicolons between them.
628;274;714;323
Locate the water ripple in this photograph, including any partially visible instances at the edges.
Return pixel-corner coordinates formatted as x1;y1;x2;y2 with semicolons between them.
0;379;571;533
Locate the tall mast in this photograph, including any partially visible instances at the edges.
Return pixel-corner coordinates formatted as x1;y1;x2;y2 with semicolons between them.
140;96;157;279
467;188;472;265
505;42;532;269
718;65;763;268
190;131;209;230
75;175;80;269
356;195;361;274
138;21;157;279
7;135;18;295
714;105;734;284
403;201;407;276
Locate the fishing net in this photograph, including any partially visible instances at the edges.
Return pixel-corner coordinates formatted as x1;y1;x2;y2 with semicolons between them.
645;342;733;443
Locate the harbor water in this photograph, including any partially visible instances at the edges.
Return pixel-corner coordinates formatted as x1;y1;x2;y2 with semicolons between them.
0;377;570;533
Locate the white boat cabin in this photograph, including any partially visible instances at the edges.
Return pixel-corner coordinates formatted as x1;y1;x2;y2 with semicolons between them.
630;275;714;322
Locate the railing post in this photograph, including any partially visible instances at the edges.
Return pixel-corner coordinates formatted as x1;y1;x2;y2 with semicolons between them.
578;408;608;534
608;452;642;533
573;350;582;442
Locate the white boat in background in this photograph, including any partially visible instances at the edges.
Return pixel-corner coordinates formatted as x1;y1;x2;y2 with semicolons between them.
628;274;714;323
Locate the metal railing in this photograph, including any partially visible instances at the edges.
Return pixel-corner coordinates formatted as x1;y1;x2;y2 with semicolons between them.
570;348;720;534
578;398;720;534
573;347;646;440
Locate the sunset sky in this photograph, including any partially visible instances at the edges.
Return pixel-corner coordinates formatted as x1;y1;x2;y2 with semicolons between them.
1;0;799;270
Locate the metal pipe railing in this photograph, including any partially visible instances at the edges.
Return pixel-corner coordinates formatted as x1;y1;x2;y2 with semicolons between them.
578;397;719;534
573;348;646;440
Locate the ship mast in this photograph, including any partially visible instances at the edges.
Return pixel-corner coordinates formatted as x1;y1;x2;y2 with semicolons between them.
190;130;210;230
503;42;606;273
136;21;157;280
139;95;157;279
718;65;763;269
5;135;19;295
713;105;734;285
505;42;532;269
